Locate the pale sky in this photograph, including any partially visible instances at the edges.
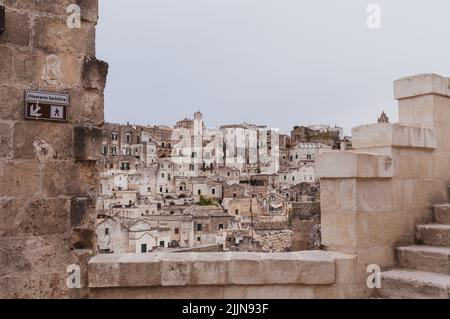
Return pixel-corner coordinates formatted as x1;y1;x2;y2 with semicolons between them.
97;0;450;135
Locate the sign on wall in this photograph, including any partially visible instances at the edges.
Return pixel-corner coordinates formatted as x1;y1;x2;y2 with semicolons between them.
0;6;5;36
24;90;69;122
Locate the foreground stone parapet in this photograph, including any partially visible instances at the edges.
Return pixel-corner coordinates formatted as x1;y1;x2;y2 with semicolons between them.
394;73;450;100
88;251;335;288
88;252;368;299
352;123;436;150
317;151;393;179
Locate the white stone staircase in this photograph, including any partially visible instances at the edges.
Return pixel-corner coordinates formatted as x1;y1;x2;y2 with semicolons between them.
379;204;450;298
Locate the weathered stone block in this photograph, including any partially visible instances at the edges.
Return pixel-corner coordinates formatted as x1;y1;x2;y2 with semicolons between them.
3;0;74;17
77;160;100;196
317;151;393;179
68;88;104;125
0;198;71;237
398;94;435;127
0;86;24;121
0;46;13;82
0;160;40;197
118;254;162;287
322;208;415;251
81;56;108;91
352;123;436;149
394;73;449;100
228;253;267;285
74;126;102;161
0;9;31;46
160;253;195;286
40;161;83;197
191;252;230;285
88;254;121;288
77;0;99;23
0;274;41;298
71;228;95;250
33;16;95;55
0;122;13;159
13;121;74;160
70;197;95;228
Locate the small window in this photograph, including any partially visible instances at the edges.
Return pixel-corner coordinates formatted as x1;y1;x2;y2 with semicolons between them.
174;228;179;234
159;241;165;247
141;244;147;253
218;224;224;230
197;224;203;231
212;188;216;195
198;189;201;195
105;228;109;235
235;209;239;215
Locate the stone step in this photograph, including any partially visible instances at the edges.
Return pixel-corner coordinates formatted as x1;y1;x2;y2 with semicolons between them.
379;269;450;299
433;204;450;224
397;245;450;275
416;224;450;247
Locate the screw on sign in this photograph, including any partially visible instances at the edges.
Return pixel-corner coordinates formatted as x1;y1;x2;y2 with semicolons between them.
0;6;5;36
24;90;69;122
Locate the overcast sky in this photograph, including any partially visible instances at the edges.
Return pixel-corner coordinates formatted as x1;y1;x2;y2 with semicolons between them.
97;0;450;135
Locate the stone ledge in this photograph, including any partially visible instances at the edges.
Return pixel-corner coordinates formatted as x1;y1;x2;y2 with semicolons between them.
317;151;393;179
88;251;336;288
352;123;436;149
394;73;450;99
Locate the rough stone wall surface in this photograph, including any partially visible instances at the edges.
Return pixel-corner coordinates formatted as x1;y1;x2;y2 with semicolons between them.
0;0;107;298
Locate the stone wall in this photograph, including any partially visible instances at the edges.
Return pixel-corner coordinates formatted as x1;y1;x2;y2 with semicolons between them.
88;251;363;299
0;0;107;298
318;73;450;296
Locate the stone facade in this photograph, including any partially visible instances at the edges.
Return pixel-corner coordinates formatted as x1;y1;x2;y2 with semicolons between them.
318;73;450;297
0;0;107;298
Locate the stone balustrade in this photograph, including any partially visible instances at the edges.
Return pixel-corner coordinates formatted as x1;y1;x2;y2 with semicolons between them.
317;73;450;297
88;251;364;298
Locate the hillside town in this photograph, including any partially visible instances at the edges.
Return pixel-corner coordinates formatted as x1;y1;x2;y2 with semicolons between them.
96;112;351;254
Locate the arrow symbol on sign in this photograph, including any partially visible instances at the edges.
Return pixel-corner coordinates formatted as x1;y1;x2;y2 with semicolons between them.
30;104;42;117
